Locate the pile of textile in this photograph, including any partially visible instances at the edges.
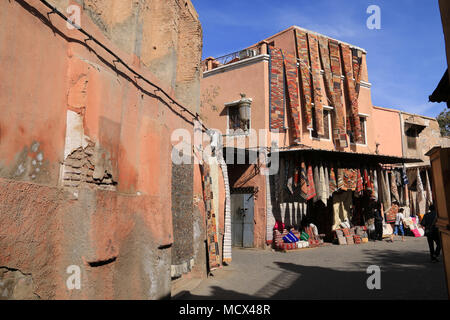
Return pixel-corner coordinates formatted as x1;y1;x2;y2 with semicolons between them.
334;226;368;245
403;217;424;237
273;223;324;251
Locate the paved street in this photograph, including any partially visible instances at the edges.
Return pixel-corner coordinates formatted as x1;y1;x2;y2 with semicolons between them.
181;237;447;300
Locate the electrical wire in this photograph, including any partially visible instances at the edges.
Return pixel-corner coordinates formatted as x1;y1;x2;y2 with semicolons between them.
35;0;209;132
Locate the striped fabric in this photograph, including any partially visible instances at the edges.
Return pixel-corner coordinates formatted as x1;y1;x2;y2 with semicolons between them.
356;169;364;193
300;161;309;200
306;164;317;200
329;167;337;194
329;40;348;148
284;53;302;143
295;29;313;130
201;163;221;270
308;34;324;135
269;47;285;131
283;231;299;243
341;44;362;143
352;48;363;96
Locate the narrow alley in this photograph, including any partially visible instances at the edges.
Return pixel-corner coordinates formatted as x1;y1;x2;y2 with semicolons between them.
180;237;447;300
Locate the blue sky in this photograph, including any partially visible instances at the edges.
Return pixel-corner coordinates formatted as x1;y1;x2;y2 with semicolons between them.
191;0;448;118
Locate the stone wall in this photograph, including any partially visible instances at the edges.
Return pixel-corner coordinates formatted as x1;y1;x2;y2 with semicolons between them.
0;0;202;299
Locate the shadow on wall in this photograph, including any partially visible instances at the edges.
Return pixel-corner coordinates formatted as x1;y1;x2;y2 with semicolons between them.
178;249;447;300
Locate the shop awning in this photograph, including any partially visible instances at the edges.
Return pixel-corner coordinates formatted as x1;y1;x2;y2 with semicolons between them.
429;69;450;108
273;147;422;165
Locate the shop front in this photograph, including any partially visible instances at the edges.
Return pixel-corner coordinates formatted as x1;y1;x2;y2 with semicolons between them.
267;148;423;251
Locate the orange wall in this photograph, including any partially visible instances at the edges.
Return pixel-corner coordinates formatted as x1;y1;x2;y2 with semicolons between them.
372;107;403;157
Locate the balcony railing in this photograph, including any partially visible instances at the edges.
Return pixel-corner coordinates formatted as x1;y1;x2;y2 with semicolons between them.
203;44;265;72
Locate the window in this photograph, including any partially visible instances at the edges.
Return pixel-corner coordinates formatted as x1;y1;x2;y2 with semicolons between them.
349;116;367;145
311;107;332;140
406;126;418;150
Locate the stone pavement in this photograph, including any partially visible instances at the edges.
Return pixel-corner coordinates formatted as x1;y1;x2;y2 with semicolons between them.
179;236;447;300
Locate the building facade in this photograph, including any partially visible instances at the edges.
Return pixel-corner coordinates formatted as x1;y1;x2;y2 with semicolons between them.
200;26;446;252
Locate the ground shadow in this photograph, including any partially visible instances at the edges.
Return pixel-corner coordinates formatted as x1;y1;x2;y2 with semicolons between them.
179;248;447;300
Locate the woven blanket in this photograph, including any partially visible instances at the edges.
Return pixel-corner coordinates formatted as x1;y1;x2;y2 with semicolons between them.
306;164;317;200
284;52;302;143
295;29;313;129
269;47;285;131
308;34;324;135
341;44;362;142
329;40;347;147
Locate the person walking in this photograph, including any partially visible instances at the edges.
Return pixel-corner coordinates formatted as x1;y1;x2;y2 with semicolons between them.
421;204;441;262
391;208;405;242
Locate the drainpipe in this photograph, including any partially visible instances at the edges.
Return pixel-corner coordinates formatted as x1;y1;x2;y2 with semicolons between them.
399;111;409;208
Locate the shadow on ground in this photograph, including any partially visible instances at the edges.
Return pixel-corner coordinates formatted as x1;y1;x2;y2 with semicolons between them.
179;248;447;300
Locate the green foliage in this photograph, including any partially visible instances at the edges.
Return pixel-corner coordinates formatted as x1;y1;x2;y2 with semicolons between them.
437;108;450;137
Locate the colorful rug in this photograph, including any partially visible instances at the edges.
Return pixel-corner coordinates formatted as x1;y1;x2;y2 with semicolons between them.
201;162;221;271
295;29;313;130
329;40;348;147
308;34;324;135
341;44;362;143
283;52;302;143
269;47;286;131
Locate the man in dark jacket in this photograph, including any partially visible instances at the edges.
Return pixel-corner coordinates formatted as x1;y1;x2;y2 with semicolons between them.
372;201;384;241
421;204;441;262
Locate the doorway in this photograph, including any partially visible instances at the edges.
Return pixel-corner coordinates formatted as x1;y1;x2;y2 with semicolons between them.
231;193;255;248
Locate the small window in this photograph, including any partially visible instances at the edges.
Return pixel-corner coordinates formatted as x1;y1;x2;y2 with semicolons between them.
349;116;367;145
311;109;331;140
406;126;418;150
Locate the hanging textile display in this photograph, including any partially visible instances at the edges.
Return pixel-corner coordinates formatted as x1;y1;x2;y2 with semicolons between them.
425;170;433;208
379;169;390;211
283;52;302;143
295;29;313;130
372;170;378;201
329;167;337;194
269;47;285;131
318;164;327;205
352;48;363;96
308;34;324;135
318;36;335;114
329;40;347;147
286;158;295;194
265;167;276;246
341;44;362;143
300;161;309;200
280;203;287;224
324;165;330;200
390;171;400;203
201;162;221;271
416;168;425;203
307;164;317;200
341;169;357;191
313;164;321;203
356;169;364;194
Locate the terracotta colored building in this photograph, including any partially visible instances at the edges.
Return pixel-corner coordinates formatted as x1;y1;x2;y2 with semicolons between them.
200;26;441;251
0;0;213;299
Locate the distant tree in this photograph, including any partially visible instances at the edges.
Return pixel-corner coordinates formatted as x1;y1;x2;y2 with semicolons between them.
437;108;450;137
